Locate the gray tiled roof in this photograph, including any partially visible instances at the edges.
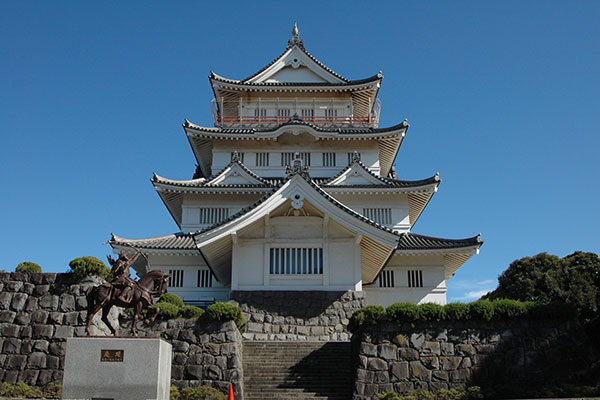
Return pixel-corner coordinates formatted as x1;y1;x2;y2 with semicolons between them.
110;233;197;250
397;232;483;250
212;72;382;87
183;118;408;135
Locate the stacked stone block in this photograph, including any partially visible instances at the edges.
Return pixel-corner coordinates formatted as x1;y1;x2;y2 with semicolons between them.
230;290;366;341
352;320;597;399
0;272;112;387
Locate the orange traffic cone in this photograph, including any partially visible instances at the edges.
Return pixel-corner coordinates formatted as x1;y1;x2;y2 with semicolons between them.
228;383;234;400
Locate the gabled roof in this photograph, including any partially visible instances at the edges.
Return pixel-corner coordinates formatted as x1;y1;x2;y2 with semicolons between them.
241;26;349;84
192;165;401;285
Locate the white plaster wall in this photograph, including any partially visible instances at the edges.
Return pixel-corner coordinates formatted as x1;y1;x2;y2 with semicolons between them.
364;255;448;306
330;193;411;231
236;244;264;287
328;242;357;286
145;254;229;303
181;193;263;233
211;139;380;177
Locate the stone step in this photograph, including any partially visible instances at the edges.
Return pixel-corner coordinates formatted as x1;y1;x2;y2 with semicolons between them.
243;341;352;400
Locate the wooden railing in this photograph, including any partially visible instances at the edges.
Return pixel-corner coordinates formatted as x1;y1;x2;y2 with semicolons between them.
214;115;376;128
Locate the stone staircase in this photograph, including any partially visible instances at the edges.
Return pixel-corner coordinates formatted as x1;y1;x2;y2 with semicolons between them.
243;341;353;400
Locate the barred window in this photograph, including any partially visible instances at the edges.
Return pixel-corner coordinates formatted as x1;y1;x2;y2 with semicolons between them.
270;248;323;275
322;152;336;167
281;152;311;166
408;270;423;288
325;109;337;117
231;152;244;163
363;208;392;225
198;208;229;225
379;270;394;288
169;269;184;288
278;108;291;117
301;108;314;117
254;109;267;117
197;269;212;288
348;152;361;164
256;152;269;167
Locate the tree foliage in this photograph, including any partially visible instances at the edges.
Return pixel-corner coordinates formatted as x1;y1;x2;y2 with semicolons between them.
15;261;41;273
68;256;111;280
483;252;600;319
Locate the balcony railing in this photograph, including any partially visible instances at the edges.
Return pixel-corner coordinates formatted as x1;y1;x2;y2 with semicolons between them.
210;99;381;128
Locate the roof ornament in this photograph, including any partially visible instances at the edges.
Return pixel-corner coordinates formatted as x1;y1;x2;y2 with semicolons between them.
231;151;241;163
285;152;310;179
288;20;304;48
351;151;361;163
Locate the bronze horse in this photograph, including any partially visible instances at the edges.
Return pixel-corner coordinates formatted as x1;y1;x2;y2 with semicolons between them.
85;270;171;336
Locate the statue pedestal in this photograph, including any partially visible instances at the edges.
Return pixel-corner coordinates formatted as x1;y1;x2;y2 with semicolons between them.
62;337;172;400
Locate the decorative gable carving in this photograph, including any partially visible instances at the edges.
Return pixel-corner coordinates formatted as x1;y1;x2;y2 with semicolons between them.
327;164;383;186
207;163;266;186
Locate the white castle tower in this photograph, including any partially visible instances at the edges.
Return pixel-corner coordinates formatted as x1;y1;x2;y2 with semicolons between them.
110;24;482;307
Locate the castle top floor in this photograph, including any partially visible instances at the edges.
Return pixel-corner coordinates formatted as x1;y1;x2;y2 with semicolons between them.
209;23;383;129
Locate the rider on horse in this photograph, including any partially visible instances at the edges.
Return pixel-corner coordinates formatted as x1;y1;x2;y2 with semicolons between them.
107;252;140;303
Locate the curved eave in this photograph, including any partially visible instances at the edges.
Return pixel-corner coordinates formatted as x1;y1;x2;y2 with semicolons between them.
323;183;439;195
395;233;484;280
184;119;408;141
210;73;381;92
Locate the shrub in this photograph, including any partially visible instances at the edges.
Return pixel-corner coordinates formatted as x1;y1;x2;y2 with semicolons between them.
180;305;205;319
377;386;483;400
0;381;45;398
419;303;446;321
69;256;111;280
206;302;247;333
468;301;494;321
444;303;469;320
491;299;527;319
387;302;420;323
349;305;386;332
155;301;180;319
170;385;226;400
159;293;185;308
15;261;41;273
526;301;575;320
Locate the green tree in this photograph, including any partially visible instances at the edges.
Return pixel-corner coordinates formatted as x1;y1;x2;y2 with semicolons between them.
15;261;42;273
69;256;111;280
483;252;600;319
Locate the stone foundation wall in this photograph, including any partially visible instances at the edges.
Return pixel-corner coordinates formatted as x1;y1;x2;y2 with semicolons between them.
0;273;245;399
352;320;599;399
230;290;366;341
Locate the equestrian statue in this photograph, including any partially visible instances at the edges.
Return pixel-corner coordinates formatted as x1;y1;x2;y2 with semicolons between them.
85;249;171;336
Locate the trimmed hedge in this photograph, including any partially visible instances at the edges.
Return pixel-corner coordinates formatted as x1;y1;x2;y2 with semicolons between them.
159;293;185;308
180;305;205;319
15;261;41;273
348;300;576;332
170;385;226;400
378;385;483;400
69;256;111;280
206;302;247;333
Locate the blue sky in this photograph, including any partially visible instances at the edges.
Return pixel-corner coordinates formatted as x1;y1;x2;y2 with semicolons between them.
1;1;598;302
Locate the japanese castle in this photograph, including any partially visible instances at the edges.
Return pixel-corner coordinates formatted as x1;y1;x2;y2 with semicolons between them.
110;24;482;307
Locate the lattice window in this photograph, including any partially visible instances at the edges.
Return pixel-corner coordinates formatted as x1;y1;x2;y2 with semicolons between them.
281;152;310;166
269;248;323;275
408;270;424;288
231;152;244;162
325;109;338;117
197;269;212;288
198;208;229;225
256;152;269;167
363;208;392;225
322;152;336;167
348;152;361;164
168;269;184;288
379;270;394;288
254;109;267;117
278;108;291;117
